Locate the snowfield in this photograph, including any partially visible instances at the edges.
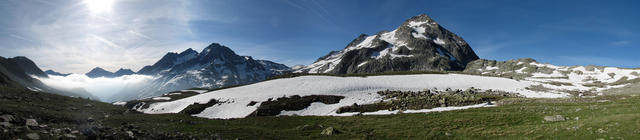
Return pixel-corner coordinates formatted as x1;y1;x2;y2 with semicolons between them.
473;60;640;93
140;74;565;119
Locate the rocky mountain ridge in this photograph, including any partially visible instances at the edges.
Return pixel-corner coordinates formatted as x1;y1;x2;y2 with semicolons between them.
296;14;479;74
85;67;136;78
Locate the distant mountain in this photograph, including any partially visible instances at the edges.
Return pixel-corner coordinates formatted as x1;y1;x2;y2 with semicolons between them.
85;67;115;78
85;67;135;78
296;14;479;74
114;68;135;77
109;43;290;101
45;69;71;76
137;48;198;75
0;56;97;99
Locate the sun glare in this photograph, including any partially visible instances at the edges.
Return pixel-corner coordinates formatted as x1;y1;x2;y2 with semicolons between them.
83;0;115;14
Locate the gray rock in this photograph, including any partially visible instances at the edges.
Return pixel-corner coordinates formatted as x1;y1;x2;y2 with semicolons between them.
320;127;338;136
544;115;566;122
52;128;62;134
25;119;38;127
63;134;77;139
26;133;40;140
0;114;15;122
0;122;12;128
126;130;135;138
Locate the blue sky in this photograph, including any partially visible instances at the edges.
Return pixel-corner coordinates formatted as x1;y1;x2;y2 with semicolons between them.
1;0;639;73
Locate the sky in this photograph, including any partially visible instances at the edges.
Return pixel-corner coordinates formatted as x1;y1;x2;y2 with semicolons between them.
1;0;639;73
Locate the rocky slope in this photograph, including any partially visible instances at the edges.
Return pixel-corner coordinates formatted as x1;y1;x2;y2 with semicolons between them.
296;14;478;74
0;78;203;139
109;43;290;101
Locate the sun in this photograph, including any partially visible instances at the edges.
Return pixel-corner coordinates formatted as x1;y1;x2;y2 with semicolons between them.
83;0;115;14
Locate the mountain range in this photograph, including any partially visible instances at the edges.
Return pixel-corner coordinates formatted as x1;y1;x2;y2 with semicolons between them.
85;67;135;78
3;14;483;102
106;43;291;101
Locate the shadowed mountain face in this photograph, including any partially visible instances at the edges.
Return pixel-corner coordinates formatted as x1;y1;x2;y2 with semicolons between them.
297;14;479;74
107;43;290;101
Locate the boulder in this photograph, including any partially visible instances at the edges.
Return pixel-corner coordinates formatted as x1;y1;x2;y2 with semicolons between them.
25;119;38;127
26;133;40;140
64;134;77;139
0;122;12;128
0;114;15;122
544;115;566;122
321;127;339;136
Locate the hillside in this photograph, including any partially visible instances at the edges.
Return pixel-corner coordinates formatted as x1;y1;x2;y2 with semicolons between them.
4;71;640;139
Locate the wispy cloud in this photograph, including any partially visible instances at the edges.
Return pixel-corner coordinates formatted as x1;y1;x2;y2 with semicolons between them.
610;40;632;46
8;34;34;42
91;34;120;48
1;0;209;73
279;0;334;25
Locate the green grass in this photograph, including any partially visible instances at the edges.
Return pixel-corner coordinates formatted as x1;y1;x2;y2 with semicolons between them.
5;85;640;139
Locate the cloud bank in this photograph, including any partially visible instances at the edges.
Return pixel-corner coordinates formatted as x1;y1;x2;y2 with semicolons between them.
36;74;155;102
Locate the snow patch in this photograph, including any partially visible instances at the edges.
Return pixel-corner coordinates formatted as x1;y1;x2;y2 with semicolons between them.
112;101;127;106
357;61;368;67
152;97;171;101
433;38;446;45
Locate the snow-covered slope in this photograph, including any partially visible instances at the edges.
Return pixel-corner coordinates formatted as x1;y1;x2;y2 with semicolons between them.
296;14;479;74
465;58;640;95
139;73;564;119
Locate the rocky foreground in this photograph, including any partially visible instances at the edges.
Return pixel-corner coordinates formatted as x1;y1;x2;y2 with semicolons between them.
0;86;205;139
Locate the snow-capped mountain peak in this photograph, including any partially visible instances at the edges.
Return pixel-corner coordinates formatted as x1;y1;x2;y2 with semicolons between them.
296;13;479;74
